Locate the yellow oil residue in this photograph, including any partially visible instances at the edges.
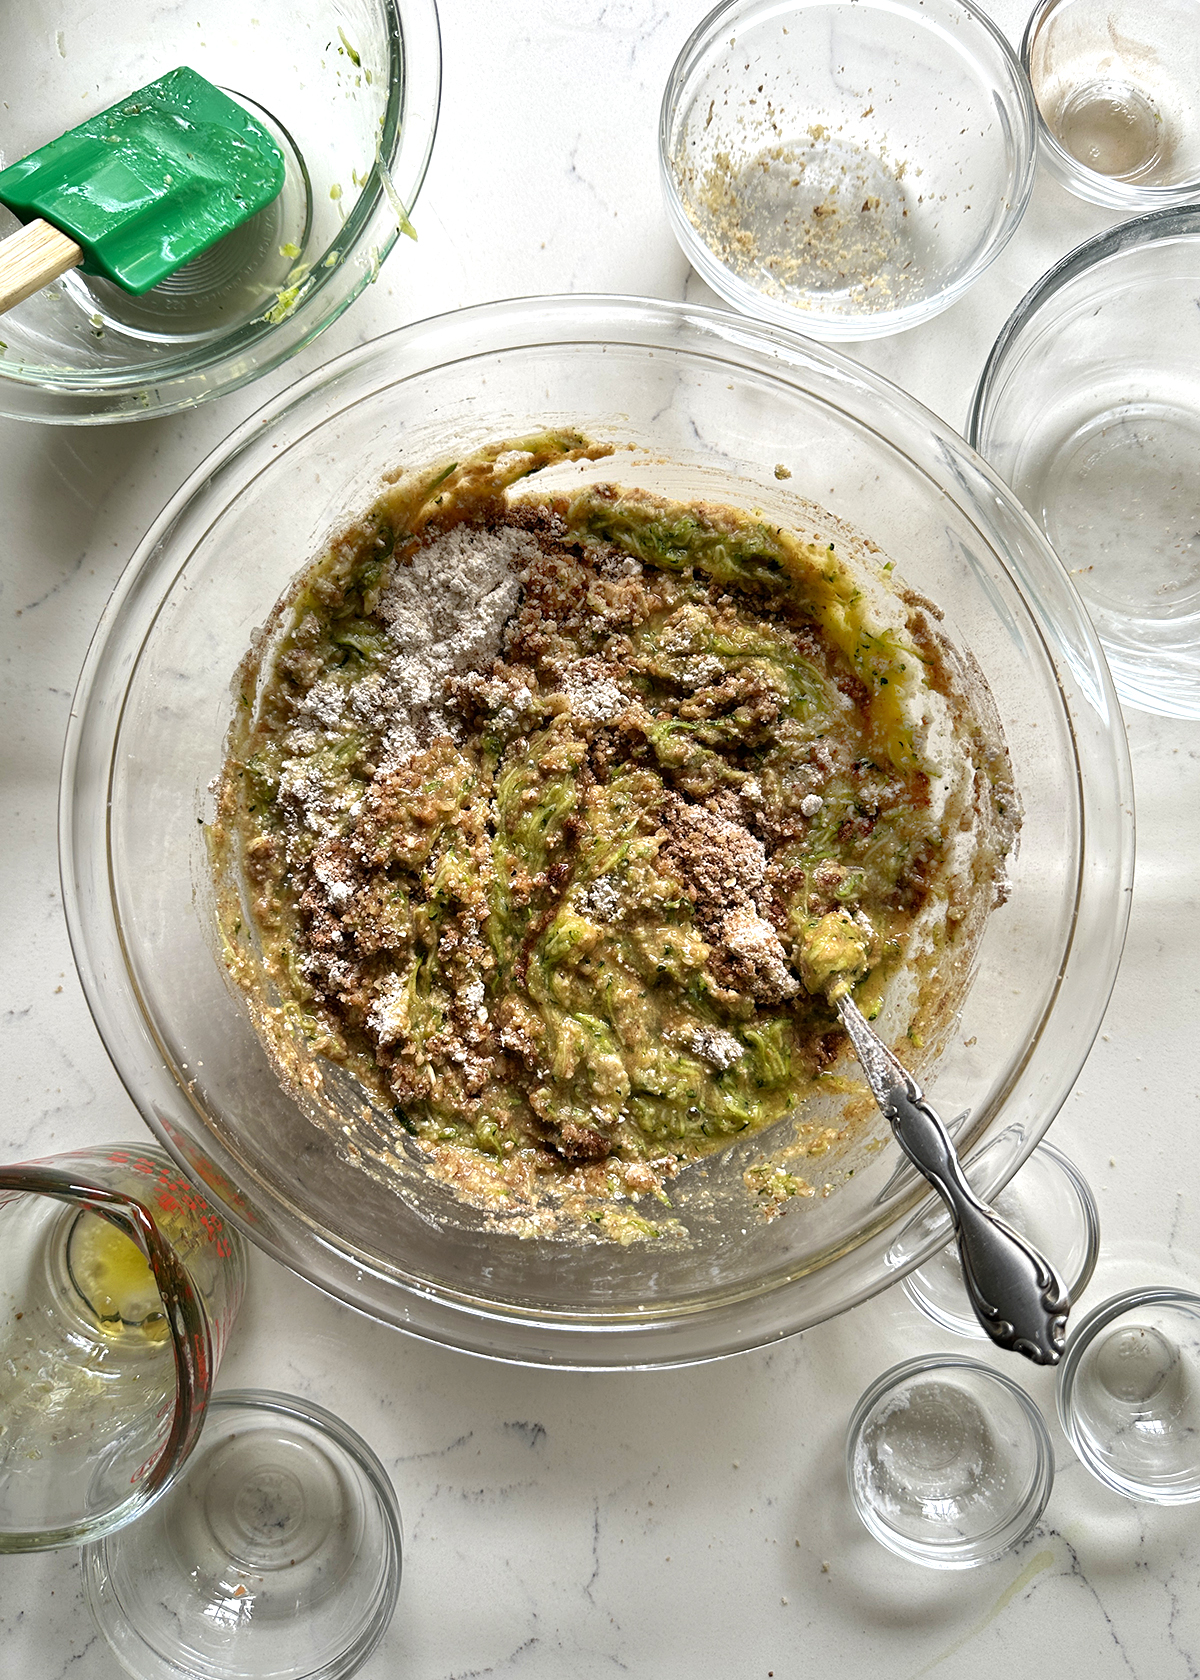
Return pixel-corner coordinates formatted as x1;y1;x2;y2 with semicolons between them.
909;1548;1056;1678
67;1212;167;1340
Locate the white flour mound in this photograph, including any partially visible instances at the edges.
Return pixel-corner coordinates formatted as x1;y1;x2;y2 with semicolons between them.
372;523;540;761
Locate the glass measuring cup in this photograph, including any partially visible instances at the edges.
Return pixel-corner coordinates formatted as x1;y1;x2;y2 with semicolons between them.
0;1142;246;1551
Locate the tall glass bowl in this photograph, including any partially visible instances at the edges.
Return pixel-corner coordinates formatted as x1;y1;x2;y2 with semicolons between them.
0;0;440;423
60;297;1133;1368
969;207;1200;720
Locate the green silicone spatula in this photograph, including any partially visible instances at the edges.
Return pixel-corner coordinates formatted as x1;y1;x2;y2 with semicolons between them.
0;65;285;316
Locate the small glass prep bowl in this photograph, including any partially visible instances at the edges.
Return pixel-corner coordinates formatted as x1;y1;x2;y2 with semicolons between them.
847;1356;1055;1568
84;1390;402;1680
970;207;1200;720
61;295;1132;1369
659;0;1036;341
1023;0;1200;208
0;0;439;423
1058;1290;1200;1503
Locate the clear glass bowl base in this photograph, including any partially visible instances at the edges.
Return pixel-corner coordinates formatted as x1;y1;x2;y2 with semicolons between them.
58;95;314;349
83;1390;402;1680
847;1355;1054;1568
1058;1290;1200;1504
1023;0;1200;208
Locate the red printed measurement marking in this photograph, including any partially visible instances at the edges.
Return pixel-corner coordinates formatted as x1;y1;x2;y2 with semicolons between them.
129;1443;167;1486
118;1153;236;1252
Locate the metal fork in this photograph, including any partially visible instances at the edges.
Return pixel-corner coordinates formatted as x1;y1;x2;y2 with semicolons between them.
837;993;1069;1365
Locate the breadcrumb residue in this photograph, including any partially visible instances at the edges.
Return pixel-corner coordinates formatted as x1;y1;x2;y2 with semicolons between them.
675;100;923;317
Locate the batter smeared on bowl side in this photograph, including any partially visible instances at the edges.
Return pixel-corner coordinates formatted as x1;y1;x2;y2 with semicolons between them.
212;435;1017;1227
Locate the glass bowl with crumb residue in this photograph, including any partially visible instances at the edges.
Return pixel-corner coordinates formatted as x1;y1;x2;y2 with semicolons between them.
660;0;1037;340
0;0;439;423
61;296;1131;1369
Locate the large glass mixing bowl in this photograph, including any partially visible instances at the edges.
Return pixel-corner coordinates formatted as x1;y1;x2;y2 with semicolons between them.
61;297;1133;1367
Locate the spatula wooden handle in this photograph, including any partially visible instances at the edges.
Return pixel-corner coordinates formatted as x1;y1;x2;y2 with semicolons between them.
0;218;84;314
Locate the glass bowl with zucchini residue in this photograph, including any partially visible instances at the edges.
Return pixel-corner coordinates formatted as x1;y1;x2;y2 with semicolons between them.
62;295;1132;1367
0;0;439;422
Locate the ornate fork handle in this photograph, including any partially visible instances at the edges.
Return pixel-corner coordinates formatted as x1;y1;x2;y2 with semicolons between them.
883;1083;1069;1365
834;993;1068;1365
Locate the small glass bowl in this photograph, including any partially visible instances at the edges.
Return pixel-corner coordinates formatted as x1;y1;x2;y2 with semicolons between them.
0;0;440;423
970;206;1200;721
902;1141;1100;1340
83;1389;403;1680
659;0;1036;341
1058;1289;1200;1504
847;1356;1055;1568
1023;0;1200;207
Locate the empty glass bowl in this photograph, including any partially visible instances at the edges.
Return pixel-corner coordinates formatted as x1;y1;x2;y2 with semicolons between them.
0;0;440;422
1023;0;1200;206
847;1356;1055;1567
659;0;1036;340
901;1140;1100;1340
84;1390;403;1680
61;295;1132;1369
1058;1289;1200;1503
970;207;1200;720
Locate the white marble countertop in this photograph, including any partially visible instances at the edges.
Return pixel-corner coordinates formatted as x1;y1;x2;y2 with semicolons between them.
3;2;1200;1675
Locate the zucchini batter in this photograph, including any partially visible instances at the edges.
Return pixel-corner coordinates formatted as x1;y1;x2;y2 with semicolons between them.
212;435;1016;1219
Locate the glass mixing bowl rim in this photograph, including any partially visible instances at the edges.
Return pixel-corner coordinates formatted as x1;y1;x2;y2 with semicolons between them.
657;0;1038;341
967;203;1200;450
0;0;442;412
59;292;1134;1367
1021;0;1200;208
